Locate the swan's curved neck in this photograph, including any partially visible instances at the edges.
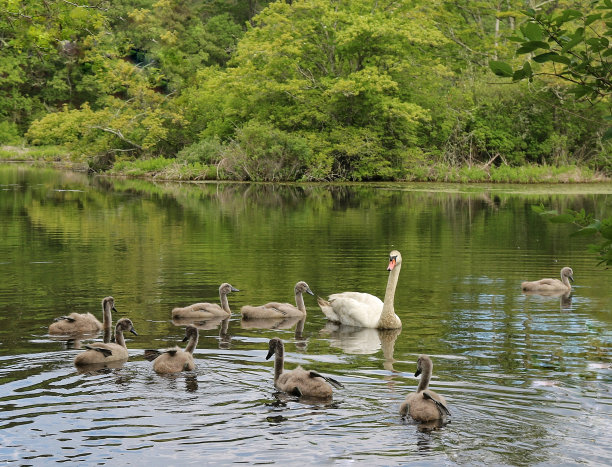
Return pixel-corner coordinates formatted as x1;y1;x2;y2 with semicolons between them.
115;329;126;348
274;345;284;383
295;291;306;312
379;262;402;328
185;333;198;354
561;274;571;289
417;362;432;392
102;302;112;330
102;328;111;344
220;291;231;313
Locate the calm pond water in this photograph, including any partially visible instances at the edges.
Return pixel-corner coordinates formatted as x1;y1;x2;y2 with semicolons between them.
0;164;611;466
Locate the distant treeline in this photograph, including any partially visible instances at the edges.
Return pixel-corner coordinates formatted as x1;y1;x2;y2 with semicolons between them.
1;0;609;180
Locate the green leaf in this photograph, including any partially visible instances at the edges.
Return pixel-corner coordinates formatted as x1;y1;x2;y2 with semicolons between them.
524;22;543;41
602;225;612;240
603;126;612;140
513;68;528;80
563;9;583;21
517;41;551;54
571;85;593;98
489;61;514;77
522;61;532;74
531;204;548;214
570;226;600;237
585;13;602;25
532;52;571;64
533;205;559;217
562;35;583;51
549;213;575;223
524;8;537;17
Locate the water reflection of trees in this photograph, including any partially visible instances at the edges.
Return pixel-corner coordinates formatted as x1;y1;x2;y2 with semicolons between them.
3;165;609;365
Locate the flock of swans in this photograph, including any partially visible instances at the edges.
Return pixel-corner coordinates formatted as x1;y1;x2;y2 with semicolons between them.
48;249;574;425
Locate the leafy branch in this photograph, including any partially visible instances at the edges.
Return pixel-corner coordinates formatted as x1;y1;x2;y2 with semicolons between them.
532;204;612;267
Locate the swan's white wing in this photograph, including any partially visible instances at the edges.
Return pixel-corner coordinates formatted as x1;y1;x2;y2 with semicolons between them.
318;297;340;322
328;292;383;328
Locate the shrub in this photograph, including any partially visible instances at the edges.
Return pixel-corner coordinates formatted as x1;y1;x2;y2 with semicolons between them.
0;121;22;145
176;138;223;165
218;120;313;181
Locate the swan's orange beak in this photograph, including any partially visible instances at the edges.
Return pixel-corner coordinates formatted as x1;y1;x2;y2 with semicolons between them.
387;257;396;271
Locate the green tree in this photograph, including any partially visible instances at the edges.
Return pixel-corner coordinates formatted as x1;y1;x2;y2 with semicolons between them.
490;0;612;103
179;0;448;181
0;0;112;131
488;0;611;172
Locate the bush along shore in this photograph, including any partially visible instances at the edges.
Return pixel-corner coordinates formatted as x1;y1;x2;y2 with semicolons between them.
1;145;608;183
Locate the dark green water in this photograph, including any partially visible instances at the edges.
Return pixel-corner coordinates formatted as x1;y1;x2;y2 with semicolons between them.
0;164;610;465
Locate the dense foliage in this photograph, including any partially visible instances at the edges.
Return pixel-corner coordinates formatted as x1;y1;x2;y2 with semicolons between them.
1;0;610;180
533;205;612;266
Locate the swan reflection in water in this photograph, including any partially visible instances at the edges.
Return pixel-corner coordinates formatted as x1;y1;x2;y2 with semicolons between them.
172;316;231;349
74;358;127;375
49;327;113;351
522;290;572;310
241;317;308;350
320;322;401;371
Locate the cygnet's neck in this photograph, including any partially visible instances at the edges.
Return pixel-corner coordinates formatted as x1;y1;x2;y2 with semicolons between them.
220;291;231;313
295;291;306;312
185;332;198;354
115;329;126;348
102;302;113;330
274;344;284;383
417;362;432;392
561;275;571;290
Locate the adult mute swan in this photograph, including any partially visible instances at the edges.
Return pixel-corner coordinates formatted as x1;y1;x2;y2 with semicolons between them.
521;267;573;293
317;250;402;329
399;355;450;422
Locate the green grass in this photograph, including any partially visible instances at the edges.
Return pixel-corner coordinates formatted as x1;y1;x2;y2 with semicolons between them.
0;145;69;161
403;163;602;183
110;157;217;180
1;146;607;183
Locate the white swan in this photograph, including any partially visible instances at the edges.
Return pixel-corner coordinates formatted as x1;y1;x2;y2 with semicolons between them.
317;250;402;329
521;267;573;293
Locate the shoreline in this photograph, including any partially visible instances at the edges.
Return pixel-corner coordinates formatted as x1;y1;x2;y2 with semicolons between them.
1;145;610;184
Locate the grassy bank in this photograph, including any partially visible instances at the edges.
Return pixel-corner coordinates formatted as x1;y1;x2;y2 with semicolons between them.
0;145;71;162
1;146;609;183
